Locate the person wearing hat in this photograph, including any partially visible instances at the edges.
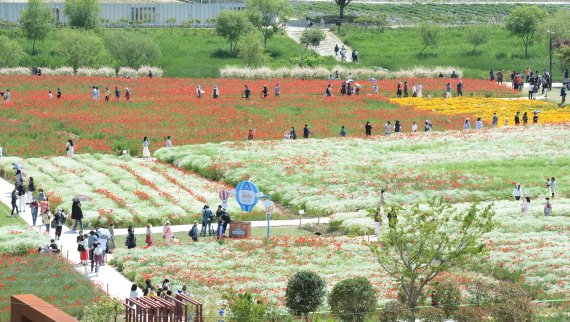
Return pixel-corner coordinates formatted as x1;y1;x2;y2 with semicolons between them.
189;221;199;242
145;223;153;246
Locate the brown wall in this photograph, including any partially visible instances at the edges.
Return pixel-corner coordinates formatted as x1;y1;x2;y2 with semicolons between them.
11;294;78;322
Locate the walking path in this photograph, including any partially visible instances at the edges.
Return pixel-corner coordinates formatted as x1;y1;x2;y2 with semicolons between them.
286;19;353;62
0;176;328;300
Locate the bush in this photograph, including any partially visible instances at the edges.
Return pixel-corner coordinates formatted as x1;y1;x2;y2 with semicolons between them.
81;298;124;322
433;281;462;318
417;307;445;322
117;67;138;78
328;277;377;322
379;301;413;322
489;282;535;322
285;271;327;318
223;289;270;322
453;306;490;322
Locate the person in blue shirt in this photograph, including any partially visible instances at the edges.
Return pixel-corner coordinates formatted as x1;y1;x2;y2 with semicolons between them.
339;125;347;137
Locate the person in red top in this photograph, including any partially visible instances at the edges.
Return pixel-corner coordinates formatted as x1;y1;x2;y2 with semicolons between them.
247;129;255;140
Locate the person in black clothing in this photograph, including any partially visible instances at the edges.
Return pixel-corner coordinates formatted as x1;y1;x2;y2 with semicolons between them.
56;88;62;99
457;80;463;96
340;82;346;96
10;189;18;217
242;85;251;99
387;212;397;229
522;112;528;125
49;239;60;253
533;111;539;124
54;209;66;240
394;120;401;133
564;68;569;80
216;205;224;236
143;279;155;296
334;44;339;57
514;111;520;125
325;84;332;97
290;127;297;140
396;82;402;98
261;85;268;98
72;200;84;231
303;124;313;139
125;226;136;249
221;210;231;235
403;82;408;97
365;121;372;136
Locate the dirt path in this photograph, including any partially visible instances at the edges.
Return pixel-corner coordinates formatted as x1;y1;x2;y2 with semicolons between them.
286;19;353;62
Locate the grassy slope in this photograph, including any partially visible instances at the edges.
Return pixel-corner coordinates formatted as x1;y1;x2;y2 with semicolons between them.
0;202;27;228
0;28;335;78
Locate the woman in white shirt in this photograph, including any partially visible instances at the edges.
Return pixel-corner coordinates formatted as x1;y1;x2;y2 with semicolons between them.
66;139;74;157
521;197;530;216
130;284;139;298
142;137;151;158
512;183;523;200
411;122;418;133
475;117;483;130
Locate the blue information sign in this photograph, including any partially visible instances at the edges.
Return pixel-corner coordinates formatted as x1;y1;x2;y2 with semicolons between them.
234;181;260;212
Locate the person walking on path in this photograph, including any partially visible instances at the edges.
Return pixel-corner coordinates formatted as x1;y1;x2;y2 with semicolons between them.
189;221;199;242
215;205;224;238
27;177;35;205
365;121;372;137
10;189;19;217
142;137;151;158
29;198;39;226
334;44;339;57
66;139;74;157
145;224;153;246
303;124;313;139
201;205;213;236
93;240;103;275
457;80;463;96
521;197;530;216
42;209;51;233
513;183;523;201
126;226;136;249
54;209;66;240
72;200;83;231
544;198;552;217
163;221;173;244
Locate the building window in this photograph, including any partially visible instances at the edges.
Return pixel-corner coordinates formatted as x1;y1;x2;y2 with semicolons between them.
131;7;156;23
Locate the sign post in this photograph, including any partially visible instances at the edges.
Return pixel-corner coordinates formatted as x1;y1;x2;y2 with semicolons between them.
263;198;274;241
234;181;260;212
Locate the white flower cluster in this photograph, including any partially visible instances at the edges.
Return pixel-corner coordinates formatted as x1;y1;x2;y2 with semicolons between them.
0;66;163;77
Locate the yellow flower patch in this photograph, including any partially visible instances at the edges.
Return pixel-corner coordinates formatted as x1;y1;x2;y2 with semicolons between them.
391;97;569;126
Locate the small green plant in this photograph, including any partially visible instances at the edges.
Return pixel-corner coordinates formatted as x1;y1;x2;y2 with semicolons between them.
328;277;377;322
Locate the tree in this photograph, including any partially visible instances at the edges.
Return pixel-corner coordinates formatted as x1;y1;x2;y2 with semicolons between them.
465;27;489;54
555;44;570;75
19;0;53;55
433;281;462;318
419;23;440;56
334;0;353;20
546;11;570;42
223;289;269;322
505;6;547;58
58;29;107;70
0;36;26;67
215;10;252;55
245;0;291;48
285;271;326;321
328;277;377;322
370;199;495;321
104;31;161;68
299;28;325;66
236;31;269;67
64;0;100;29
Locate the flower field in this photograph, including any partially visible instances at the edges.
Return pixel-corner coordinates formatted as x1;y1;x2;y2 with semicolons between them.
0;75;516;157
0;155;275;228
391;97;568;126
156;125;570;215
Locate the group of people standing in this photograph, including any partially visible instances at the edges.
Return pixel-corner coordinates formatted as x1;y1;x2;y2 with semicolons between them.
512;177;556;217
396;81;424;98
91;86;131;101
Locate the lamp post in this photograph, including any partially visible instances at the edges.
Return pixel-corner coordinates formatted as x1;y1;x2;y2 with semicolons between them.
263;197;274;241
548;28;554;90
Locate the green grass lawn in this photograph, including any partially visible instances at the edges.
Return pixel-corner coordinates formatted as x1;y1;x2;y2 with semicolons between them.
0;202;27;228
334;24;563;80
112;226;312;249
0;28;335;78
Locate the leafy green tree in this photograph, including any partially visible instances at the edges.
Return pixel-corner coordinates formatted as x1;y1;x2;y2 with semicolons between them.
223;289;269;322
546;10;570;42
215;10;252;55
334;0;353;20
555;45;570;75
419;23;440;56
328;277;377;322
370;199;495;321
236;30;269;67
58;29;107;70
505;6;547;58
104;31;161;68
285;271;326;321
64;0;100;29
466;27;489;54
0;36;26;67
19;0;53;55
245;0;291;48
299;28;325;66
433;281;462;318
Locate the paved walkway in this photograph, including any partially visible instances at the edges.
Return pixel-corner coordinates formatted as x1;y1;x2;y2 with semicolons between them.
0;175;328;300
286;19;353;62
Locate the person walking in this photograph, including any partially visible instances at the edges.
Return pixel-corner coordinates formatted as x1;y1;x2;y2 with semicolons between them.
261;85;269;98
221;209;231;236
403;82;408;97
92;240;103;275
114;87;120;99
521;197;530;216
274;84;280;97
549;177;556;198
104;87;110;102
95;226;109;263
248;129;255;140
533;111;539;124
201;205;213;236
125;87;131;100
42;209;51;233
396;82;402;98
457;80;463;96
57;88;62;99
492;113;498;127
10;189;18;217
303;124;313;139
196;85;203;98
352;49;358;64
66;139;74;157
142;137;151;158
445;83;452;98
212;85;220;98
475;117;483;130
411;121;418;133
365;121;372;137
561;86;567;104
54;209;66;240
27;177;35;205
189;221;199;242
373;84;379;95
514;112;520;126
163;221;173;244
165;136;173;148
145;224;153;246
339;125;347;137
394;120;401;133
108;223;116;254
289;127;297;140
490;68;495;82
216;205;224;238
126;226;136;249
242;85;251;99
544;198;552;217
325;84;332;97
334;44;339;57
29;198;39;226
513;183;523;200
384;121;391;135
522;112;529;125
72;200;83;231
463;118;471;130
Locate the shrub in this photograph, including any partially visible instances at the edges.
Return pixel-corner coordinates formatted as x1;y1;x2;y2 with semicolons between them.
223;289;270;322
379;301;413;322
117;67;138;78
0;226;49;255
81;298;124;322
328;277;377;322
138;66;163;78
489;282;535;322
0;67;31;75
453;306;490;322
96;67;116;77
53;67;75;76
76;67;98;76
417;307;445;322
285;271;327;318
433;281;462;318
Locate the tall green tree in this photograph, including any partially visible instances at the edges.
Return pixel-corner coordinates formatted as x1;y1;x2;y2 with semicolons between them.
370;199;495;321
19;0;53;55
419;23;440;56
104;31;161;68
505;6;547;58
328;277;377;322
299;28;325;66
215;10;252;55
58;29;106;70
236;30;269;67
245;0;291;49
466;27;489;54
64;0;100;29
0;36;26;67
285;271;326;321
334;0;353;20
